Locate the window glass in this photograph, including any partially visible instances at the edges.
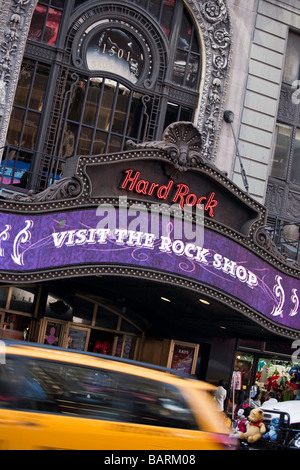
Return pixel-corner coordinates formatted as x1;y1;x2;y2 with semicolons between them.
161;1;175;38
271;124;292;180
68;80;86;122
290;128;300;185
114;336;136;360
1;355;199;430
52;0;64;7
283;32;300;85
95;307;118;329
72;297;94;325
0;288;8;308
88;330;114;354
28;3;62;46
172;7;200;90
67;328;88;350
180;106;193;122
29;64;49;111
178;9;193;50
74;0;88;8
6;59;50;172
164;102;192;130
97;81;116;129
0;149;32;186
44;7;62;45
78;126;93;154
28;4;47;42
172;50;187;86
10;287;37;314
61;122;78;158
1;313;31;341
6;108;25;146
121;319;140;334
14;60;34;107
82;81;101;126
22;111;41;149
126;92;143;138
186;54;199;89
112;86;130;134
108;134;123;153
164;102;179;129
92;130;106;154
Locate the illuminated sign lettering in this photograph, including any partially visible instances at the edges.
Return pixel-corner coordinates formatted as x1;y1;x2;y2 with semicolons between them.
0;208;299;332
120;169;218;215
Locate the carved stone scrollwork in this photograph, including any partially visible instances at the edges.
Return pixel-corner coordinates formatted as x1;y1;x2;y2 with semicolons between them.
286;191;300;220
126;121;205;178
11;177;82;202
254;227;299;268
0;0;35;134
200;0;228;23
190;0;231;161
265;182;284;216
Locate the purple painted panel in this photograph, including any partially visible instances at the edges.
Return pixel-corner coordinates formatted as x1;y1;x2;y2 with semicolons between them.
0;208;299;331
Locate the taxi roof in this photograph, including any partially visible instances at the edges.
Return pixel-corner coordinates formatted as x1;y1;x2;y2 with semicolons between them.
2;340;216;391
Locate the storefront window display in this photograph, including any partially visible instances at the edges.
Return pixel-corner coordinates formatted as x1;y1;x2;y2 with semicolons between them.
229;350;300;419
255;357;300;403
0;284;145;361
0;313;31;340
114;335;137;360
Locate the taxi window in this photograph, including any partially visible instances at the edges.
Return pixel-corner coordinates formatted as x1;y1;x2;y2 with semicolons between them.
0;355;199;430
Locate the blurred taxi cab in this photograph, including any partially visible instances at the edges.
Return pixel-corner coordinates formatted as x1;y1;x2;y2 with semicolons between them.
0;340;237;450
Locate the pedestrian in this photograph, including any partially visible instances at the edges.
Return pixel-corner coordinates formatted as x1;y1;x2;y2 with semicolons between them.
214;379;227;411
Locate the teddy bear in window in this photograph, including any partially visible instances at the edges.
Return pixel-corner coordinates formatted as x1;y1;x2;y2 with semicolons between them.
238;408;266;444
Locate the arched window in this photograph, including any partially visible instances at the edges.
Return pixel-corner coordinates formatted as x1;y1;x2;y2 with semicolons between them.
4;0;203;192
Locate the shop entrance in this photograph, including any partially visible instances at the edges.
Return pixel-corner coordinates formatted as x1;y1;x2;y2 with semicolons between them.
229;342;300;418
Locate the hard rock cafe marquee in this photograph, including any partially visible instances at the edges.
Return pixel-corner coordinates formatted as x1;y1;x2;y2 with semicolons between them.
0;122;299;351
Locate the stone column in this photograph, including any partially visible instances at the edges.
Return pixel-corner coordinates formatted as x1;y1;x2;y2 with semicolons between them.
0;0;38;157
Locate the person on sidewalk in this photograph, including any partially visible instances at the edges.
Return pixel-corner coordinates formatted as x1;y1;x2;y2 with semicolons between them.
214;379;227;411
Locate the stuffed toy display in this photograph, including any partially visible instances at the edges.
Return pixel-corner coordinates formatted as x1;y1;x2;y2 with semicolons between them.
234;409;248;433
289;365;300;383
263;418;280;442
238;408;266;444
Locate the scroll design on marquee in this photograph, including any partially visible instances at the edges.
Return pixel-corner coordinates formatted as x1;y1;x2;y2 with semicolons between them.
11;177;83;202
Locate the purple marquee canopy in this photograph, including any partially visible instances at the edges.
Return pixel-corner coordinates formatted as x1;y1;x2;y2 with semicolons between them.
0;207;299;332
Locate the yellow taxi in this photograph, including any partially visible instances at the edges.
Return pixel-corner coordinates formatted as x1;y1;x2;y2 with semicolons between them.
0;340;237;450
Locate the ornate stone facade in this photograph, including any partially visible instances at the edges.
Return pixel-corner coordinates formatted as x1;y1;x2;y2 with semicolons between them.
0;0;37;151
0;0;232;164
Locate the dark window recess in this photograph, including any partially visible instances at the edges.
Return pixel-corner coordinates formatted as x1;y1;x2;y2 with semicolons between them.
2;60;52;190
266;31;300;263
57;76;150;158
28;0;63;46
